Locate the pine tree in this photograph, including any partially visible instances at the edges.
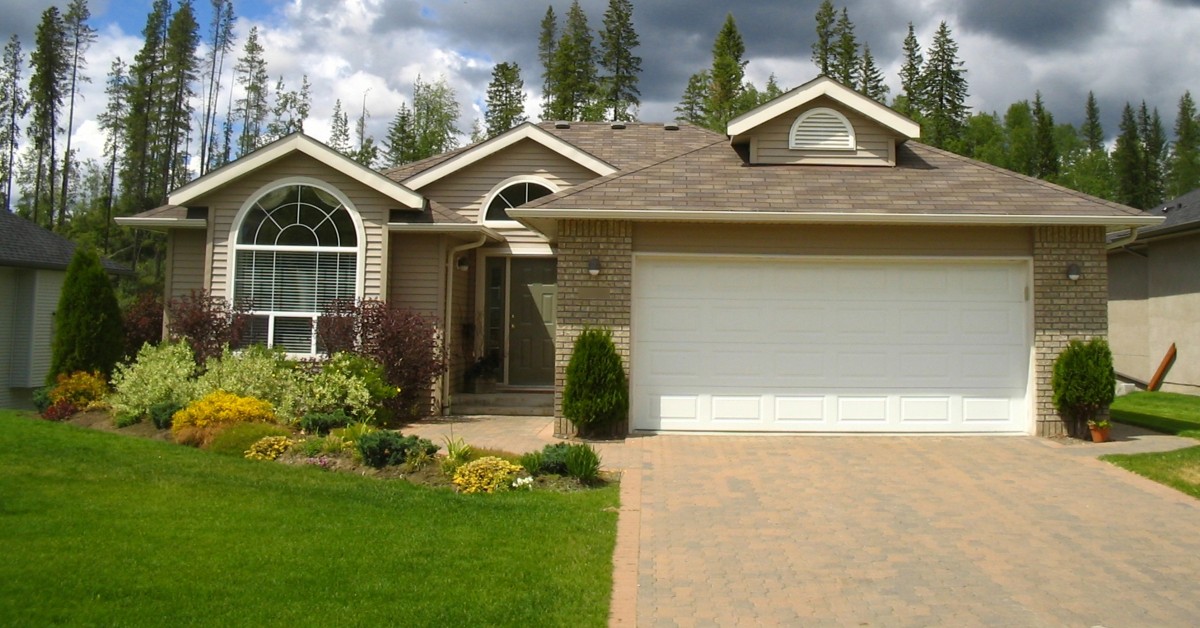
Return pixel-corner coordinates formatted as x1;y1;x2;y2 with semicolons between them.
484;61;526;137
0;35;26;212
598;0;641;122
58;0;97;230
1167;91;1200;197
158;0;199;194
538;6;557;114
411;75;461;159
830;7;858;88
896;22;923;117
96;58;127;253
705;13;747;131
1032;92;1058;180
1139;103;1167;207
328;99;351;154
763;74;784;101
675;70;709;125
119;0;170;219
1113;103;1146;208
267;74;311;139
234;25;270;156
198;0;235;175
1081;91;1104;153
1003;101;1035;176
352;94;377;167
383;102;414;166
28;6;68;228
811;0;836;76
48;245;124;382
545;1;599;121
858;44;888;102
919;21;969;149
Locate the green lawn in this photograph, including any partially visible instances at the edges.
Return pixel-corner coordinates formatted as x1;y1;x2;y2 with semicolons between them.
1103;446;1200;500
1110;391;1200;437
0;411;618;626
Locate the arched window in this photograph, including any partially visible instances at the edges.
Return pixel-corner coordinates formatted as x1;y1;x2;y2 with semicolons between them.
232;183;361;354
788;107;856;151
483;178;555;224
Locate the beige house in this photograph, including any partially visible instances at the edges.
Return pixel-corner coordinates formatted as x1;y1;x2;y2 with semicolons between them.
120;77;1157;436
1108;188;1200;393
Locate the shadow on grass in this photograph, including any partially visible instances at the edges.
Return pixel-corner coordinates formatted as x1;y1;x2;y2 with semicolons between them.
1111;409;1200;438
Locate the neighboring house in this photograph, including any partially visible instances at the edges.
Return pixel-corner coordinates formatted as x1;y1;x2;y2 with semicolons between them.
118;76;1158;436
1108;188;1200;393
0;211;129;409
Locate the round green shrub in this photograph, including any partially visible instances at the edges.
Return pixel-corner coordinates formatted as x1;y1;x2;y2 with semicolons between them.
1052;338;1116;436
562;328;628;436
208;423;295;457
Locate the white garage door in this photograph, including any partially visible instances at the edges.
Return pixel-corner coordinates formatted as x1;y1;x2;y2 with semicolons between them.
631;257;1031;433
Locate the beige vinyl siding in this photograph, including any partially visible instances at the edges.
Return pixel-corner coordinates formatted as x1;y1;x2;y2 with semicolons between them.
748;95;897;166
167;229;207;298
0;267;14;407
1107;250;1149;382
447;255;474;394
419;139;599;225
197;152;392;301
634;223;1032;257
387;233;445;317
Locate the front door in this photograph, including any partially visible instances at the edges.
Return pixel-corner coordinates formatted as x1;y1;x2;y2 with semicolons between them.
507;258;557;386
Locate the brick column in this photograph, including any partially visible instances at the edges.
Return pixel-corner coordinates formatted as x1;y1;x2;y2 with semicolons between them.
1032;225;1108;436
554;219;633;437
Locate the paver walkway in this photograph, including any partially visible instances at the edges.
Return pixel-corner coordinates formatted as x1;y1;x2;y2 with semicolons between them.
406;417;1200;626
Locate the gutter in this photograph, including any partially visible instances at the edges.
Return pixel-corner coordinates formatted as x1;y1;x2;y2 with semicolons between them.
506;208;1167;227
441;234;489;414
1106;226;1141;251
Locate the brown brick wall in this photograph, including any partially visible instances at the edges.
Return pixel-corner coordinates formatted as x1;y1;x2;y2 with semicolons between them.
554;219;633;437
1032;225;1109;436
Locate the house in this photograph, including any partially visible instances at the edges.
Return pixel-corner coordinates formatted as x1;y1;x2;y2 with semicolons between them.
1108;188;1200;393
118;76;1158;436
0;211;129;408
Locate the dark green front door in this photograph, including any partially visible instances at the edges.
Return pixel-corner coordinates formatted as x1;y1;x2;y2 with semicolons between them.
507;258;557;386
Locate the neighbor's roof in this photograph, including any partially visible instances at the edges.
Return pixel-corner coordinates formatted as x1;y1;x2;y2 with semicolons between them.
0;210;131;274
1132;187;1200;239
511;139;1160;237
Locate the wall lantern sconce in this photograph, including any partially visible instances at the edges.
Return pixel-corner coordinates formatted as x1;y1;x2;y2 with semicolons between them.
588;257;601;276
1066;263;1082;281
455;256;469;272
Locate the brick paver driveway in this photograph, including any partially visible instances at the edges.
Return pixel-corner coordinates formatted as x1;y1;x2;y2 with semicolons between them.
634;433;1200;626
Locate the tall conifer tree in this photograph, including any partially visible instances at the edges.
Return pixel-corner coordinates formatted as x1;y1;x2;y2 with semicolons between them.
896;22;923;117
705;13;747;131
858;44;888;102
1167;91;1200;197
1031;92;1058;180
598;0;641;122
58;0;97;229
830;7;858;88
28;6;68;227
811;0;836;76
918;21;969;149
484;61;526;138
198;0;235;175
1081;91;1104;152
0;35;25;212
1113;103;1147;208
234;26;270;157
544;1;599;121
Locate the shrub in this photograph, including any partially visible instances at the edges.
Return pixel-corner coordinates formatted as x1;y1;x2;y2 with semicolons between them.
122;291;163;361
245;436;296;461
109;341;198;420
113;412;141;428
452;456;524;494
303;357;386;423
48;246;124;383
562;327;628;436
148;401;183;430
32;387;52;414
42;399;78;421
317;299;445;420
331;421;377;445
166;289;249;366
194;345;304;421
355;430;438;469
48;371;109;408
1052;338;1116;437
536;443;572;475
564;444;602;483
172;391;276;446
298;410;353;435
519;451;545;476
208;422;294;456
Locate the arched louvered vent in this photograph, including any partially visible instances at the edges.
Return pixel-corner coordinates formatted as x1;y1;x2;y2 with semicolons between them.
788;107;856;151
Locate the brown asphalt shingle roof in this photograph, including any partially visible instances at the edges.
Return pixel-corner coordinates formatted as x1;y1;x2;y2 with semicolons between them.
524;139;1147;220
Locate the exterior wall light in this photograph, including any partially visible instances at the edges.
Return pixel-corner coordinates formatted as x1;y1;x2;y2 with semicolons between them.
455;256;469;272
1066;263;1082;281
588;257;601;276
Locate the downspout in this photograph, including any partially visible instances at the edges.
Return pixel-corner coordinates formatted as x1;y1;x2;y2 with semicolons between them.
442;234;489;414
1106;226;1141;251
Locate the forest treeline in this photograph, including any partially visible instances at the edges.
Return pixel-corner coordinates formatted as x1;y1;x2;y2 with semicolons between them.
0;0;1196;292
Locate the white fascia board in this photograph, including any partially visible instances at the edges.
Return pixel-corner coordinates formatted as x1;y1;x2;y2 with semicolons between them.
728;76;920;139
402;123;618;190
114;216;207;230
168;133;424;208
506;207;1166;228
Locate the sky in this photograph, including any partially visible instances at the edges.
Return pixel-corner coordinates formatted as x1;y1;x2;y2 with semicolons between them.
3;0;1200;170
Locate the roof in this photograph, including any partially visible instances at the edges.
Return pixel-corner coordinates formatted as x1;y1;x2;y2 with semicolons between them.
1136;187;1200;239
117;204;206;230
511;139;1160;238
0;211;131;274
727;75;920;140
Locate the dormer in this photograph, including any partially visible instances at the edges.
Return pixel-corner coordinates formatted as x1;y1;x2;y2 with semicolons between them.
727;76;920;167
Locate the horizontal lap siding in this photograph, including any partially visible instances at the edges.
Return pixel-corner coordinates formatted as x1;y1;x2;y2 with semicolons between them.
387;233;444;317
634;223;1032;257
199;153;391;301
0;268;14;405
750;96;894;166
167;230;206;298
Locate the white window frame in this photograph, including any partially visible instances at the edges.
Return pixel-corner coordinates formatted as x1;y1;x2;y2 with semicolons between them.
479;175;559;228
788;107;857;151
227;176;366;356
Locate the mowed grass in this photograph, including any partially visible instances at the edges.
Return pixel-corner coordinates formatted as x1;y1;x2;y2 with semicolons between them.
1110;391;1200;437
0;411;618;626
1104;446;1200;500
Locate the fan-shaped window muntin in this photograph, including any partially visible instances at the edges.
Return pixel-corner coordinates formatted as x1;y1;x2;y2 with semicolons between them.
232;183;361;355
788;107;856;151
484;180;555;223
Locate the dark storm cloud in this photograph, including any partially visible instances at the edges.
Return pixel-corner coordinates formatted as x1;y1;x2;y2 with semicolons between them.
948;0;1123;50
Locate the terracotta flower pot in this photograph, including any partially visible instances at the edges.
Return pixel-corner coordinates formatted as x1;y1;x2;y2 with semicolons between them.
1090;426;1111;443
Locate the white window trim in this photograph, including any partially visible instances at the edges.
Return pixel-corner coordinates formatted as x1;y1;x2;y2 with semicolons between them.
227;176;367;355
788;107;857;151
478;175;560;228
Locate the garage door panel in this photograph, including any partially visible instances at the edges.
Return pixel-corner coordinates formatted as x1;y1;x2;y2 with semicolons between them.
632;258;1030;433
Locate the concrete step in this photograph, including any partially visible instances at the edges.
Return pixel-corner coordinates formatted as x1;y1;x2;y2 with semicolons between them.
450;392;553;417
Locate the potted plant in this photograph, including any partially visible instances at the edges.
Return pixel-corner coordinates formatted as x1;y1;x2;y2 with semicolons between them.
1051;338;1116;441
464;351;502;394
1088;418;1112;443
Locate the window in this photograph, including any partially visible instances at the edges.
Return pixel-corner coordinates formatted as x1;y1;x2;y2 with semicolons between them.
232;183;360;354
483;179;555;223
788;107;856;151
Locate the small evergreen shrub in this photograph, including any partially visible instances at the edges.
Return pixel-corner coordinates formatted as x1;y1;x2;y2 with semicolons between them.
121;291;163;361
113;412;141;428
32;387;52;414
564;444;602;483
1052;338;1117;437
245;436;296;461
165;289;249;366
109;341;198;420
48;371;109;408
207;422;294;456
562;327;628;435
48;246;124;383
536;443;572;475
148;401;183;430
298;410;353;435
355;431;438;469
172;391;276;446
452;456;524;494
